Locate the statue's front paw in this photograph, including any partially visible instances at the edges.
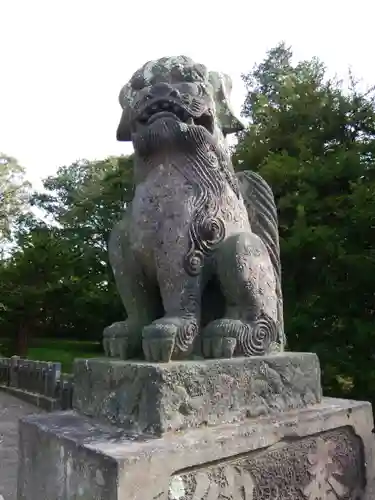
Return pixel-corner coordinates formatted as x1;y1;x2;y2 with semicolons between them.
103;320;142;359
202;317;279;358
142;317;198;362
142;321;176;362
202;319;239;359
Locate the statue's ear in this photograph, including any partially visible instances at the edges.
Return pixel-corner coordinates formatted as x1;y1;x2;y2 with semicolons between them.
116;84;133;142
208;71;245;136
116;109;132;142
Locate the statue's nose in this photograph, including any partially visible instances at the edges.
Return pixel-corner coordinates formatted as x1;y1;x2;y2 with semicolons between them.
148;82;180;99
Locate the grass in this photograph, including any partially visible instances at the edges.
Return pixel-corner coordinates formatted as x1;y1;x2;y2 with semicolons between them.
1;338;103;373
27;346;100;373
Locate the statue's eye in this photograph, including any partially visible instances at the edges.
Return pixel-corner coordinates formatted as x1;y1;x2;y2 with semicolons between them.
131;74;146;91
177;82;194;94
197;83;207;96
132;88;150;109
177;82;206;97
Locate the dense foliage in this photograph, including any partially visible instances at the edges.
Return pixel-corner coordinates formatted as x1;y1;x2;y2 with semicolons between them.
1;43;375;404
234;43;375;403
0;156;134;354
0;154;30;246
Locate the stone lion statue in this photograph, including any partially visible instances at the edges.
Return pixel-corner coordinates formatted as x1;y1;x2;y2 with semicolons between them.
103;55;284;362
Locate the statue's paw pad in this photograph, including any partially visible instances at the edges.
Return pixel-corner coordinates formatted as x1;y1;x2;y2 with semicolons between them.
103;337;129;359
103;320;144;359
142;317;198;362
202;319;240;358
142;321;177;362
103;337;110;356
142;338;175;362
202;337;236;359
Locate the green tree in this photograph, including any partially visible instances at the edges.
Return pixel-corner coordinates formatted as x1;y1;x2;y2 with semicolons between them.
0;155;134;354
32;155;134;258
0;154;31;245
234;43;375;404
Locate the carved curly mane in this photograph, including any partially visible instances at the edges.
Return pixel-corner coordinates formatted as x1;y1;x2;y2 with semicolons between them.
167;128;241;276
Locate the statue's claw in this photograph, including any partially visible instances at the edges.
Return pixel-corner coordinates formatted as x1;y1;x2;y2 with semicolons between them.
103;336;110;356
142;317;197;362
142;338;175;362
142;321;176;362
105;337;128;358
102;320;142;359
202;337;237;359
202;319;238;358
203;317;279;358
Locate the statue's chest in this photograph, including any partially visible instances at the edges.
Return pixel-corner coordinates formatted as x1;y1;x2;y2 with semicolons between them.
130;164;195;246
130;163;250;250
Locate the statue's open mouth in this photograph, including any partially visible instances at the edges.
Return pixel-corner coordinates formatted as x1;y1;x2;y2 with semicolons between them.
137;99;214;133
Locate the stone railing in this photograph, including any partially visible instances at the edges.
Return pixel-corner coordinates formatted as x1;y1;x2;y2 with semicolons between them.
0;356;73;411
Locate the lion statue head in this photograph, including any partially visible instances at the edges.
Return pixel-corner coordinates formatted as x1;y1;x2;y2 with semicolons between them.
116;55;244;158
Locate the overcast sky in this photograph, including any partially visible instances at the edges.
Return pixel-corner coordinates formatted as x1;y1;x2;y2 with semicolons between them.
1;0;374;189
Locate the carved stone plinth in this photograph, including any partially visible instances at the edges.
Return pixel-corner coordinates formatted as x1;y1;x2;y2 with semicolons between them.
18;398;375;499
73;353;322;435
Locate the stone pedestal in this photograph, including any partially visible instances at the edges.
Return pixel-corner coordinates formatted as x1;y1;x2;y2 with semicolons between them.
17;354;375;499
73;352;322;434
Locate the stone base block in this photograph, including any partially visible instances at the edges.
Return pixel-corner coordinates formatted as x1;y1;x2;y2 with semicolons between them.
0;384;59;411
73;353;322;434
18;397;375;500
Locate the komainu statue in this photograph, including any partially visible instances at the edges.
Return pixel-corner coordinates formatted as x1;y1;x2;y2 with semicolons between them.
103;56;284;362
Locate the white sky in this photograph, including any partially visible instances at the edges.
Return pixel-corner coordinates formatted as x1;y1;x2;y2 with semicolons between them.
1;0;374;189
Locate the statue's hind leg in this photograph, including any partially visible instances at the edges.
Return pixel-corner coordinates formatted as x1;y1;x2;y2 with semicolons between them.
202;232;279;358
103;215;161;359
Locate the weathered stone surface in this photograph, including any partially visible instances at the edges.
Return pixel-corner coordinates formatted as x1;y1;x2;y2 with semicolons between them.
0;384;59;411
17;398;375;500
73;352;322;435
103;55;285;363
171;427;365;499
0;392;44;500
